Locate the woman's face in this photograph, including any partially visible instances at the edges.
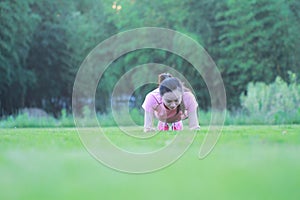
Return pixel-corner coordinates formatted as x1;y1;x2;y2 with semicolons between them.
162;89;182;110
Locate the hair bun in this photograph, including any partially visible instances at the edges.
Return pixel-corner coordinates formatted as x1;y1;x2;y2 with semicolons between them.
158;73;173;85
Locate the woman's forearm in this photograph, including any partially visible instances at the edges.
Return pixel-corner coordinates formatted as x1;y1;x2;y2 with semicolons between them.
144;111;155;132
188;109;200;130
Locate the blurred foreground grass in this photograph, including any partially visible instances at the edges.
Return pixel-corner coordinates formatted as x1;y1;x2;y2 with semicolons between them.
0;125;300;200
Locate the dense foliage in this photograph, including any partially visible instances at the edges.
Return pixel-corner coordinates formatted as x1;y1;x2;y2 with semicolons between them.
240;72;300;124
1;0;299;116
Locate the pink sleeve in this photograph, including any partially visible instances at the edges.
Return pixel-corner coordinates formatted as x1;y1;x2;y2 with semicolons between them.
142;93;159;112
183;92;198;112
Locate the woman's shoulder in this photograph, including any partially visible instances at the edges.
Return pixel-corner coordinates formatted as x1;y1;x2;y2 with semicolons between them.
147;88;159;96
145;88;161;102
183;91;197;105
183;90;195;98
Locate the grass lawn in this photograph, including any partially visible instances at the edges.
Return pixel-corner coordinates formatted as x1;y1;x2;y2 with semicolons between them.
0;125;300;200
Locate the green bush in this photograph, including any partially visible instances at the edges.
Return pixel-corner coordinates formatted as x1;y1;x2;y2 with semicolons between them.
239;72;300;124
0;112;57;128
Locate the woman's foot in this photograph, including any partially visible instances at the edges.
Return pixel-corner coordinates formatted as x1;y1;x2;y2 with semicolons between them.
158;121;170;131
171;121;183;131
158;121;183;131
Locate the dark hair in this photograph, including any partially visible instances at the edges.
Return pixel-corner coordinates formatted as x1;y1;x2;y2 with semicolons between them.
158;73;172;85
159;77;183;96
159;77;186;115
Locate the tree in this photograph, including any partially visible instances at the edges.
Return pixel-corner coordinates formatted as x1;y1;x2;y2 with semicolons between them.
182;0;300;109
0;0;40;115
215;0;300;108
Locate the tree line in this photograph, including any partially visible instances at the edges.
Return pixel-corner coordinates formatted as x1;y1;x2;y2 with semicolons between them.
1;0;299;116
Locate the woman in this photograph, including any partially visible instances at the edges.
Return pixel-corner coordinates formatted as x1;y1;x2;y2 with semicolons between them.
142;74;200;132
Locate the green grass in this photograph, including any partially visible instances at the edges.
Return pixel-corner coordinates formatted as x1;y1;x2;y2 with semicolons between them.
1;126;300;200
1;108;300;129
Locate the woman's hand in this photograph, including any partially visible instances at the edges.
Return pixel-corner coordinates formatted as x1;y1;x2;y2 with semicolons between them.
144;127;156;133
190;126;201;131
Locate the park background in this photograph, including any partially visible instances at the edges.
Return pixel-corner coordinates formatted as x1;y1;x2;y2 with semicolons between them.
1;0;299;125
1;0;300;200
